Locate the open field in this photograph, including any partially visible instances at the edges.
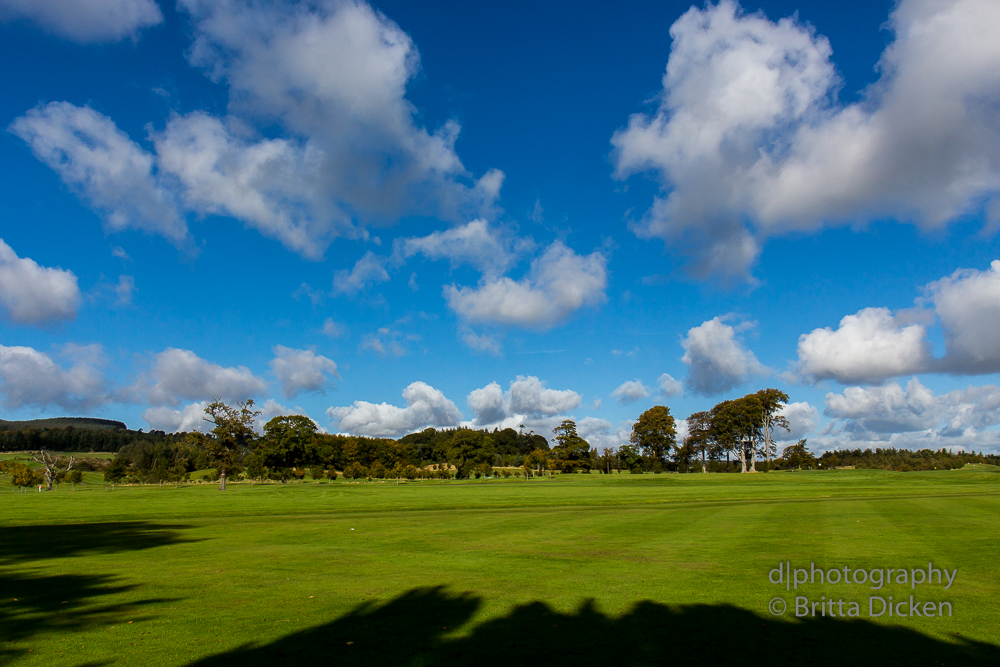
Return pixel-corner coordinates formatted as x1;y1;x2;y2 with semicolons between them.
2;469;999;666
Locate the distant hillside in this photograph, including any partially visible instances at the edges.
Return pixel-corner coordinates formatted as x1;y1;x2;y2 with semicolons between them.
0;417;127;432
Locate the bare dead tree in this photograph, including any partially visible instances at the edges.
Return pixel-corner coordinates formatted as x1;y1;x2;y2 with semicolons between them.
32;450;75;492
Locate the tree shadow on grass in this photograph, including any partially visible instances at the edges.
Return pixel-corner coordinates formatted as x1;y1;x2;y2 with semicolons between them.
0;521;198;564
0;522;193;665
192;586;1000;667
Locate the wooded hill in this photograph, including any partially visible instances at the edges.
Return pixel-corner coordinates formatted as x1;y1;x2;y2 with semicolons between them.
0;417;126;431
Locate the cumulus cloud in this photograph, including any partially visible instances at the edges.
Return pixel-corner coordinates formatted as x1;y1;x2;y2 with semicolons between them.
611;380;650;405
142;401;210;433
775;401;819;442
928;260;1000;374
681;316;766;396
167;0;502;255
444;242;607;330
0;239;80;324
797;307;932;384
818;378;1000;452
333;252;391;295
397;219;532;275
8;102;188;244
794;260;1000;383
0;344;107;410
612;0;1000;279
327;381;462;437
321;318;344;338
578;416;633;451
137;348;267;406
269;346;339;399
153;111;350;257
466;376;581;428
657;373;683;397
0;0;163;43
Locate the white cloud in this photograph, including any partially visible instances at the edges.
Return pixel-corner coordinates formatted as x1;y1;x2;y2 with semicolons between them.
327;381;462;437
359;327;408;357
0;0;162;43
797;307;932;384
0;239;80;324
270;345;339;399
466;375;582;428
776;401;819;442
142;401;210;433
113;275;135;306
611;380;650;405
444;242;607;330
577;416;633;451
397;219;532;275
612;0;1000;280
9;102;188;244
928;260;1000;374
681;316;765;395
0;344;107;410
138;348;267;406
153;111;351;258
818;378;1000;452
461;330;502;355
657;373;683;397
333;252;391;295
322;318;344;338
167;0;502;254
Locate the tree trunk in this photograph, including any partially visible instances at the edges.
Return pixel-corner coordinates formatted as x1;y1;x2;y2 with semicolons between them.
45;470;53;491
219;472;227;491
702;450;707;473
739;444;747;473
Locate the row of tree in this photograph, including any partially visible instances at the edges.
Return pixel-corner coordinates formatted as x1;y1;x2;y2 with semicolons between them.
819;447;1000;471
0;424;185;453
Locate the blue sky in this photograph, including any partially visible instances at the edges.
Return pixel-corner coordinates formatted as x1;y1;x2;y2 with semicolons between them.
2;0;1000;452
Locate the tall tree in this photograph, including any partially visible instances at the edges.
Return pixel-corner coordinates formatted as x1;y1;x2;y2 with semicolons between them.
755;389;791;470
551;420;591;473
259;415;318;481
630;406;677;465
200;398;261;490
684;411;712;473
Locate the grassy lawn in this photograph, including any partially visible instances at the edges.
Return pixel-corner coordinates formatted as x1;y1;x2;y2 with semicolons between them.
2;469;999;665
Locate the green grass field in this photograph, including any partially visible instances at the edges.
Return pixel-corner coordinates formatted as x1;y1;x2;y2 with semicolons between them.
2;468;999;666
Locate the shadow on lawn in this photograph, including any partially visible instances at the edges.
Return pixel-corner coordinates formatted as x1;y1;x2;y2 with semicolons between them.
0;522;192;665
192;586;1000;667
0;521;197;564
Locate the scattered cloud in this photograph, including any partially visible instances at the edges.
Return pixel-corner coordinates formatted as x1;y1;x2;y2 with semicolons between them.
657;373;683;397
397;219;532;275
611;379;650;405
0;0;163;43
321;318;345;338
775;401;819;442
612;0;1000;280
461;330;502;355
681;316;766;395
466;375;581;428
359;327;408;357
333;252;391;295
0;239;80;325
142;401;210;433
578;416;632;451
9;102;189;244
0;343;107;410
327;381;462;437
270;345;339;399
444;242;607;330
137;348;267;406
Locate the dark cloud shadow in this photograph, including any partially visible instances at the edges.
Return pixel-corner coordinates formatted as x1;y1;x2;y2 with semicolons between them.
191;586;1000;666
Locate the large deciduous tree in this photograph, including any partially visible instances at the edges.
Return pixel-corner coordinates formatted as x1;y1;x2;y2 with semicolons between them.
198;398;261;490
259;415;319;482
684;411;712;473
630;406;677;466
756;388;790;470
